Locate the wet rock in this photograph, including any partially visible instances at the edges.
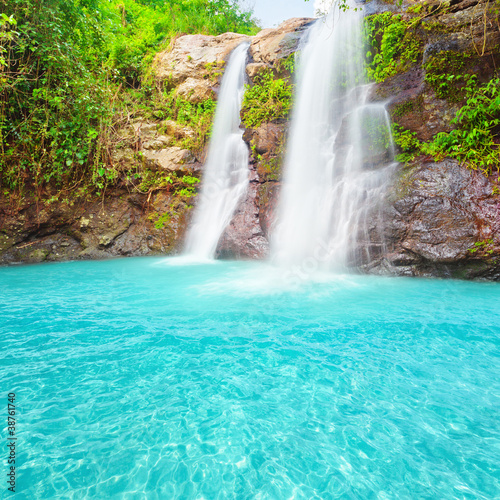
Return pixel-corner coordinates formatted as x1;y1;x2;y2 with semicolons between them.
28;248;49;263
0;190;192;265
243;123;285;156
217;180;270;259
380;159;500;278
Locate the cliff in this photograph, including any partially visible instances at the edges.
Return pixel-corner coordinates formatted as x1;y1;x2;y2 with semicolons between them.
1;0;499;280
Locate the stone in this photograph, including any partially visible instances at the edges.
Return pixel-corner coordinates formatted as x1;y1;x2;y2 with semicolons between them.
142;135;172;150
142;147;196;172
162;120;196;140
153;32;251;89
380;159;500;277
217;181;270;259
175;77;215;103
27;248;49;263
80;217;90;229
244;123;285;156
246;62;270;81
250;18;314;66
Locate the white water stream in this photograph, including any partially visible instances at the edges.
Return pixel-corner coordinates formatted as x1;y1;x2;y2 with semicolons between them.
184;42;250;259
271;1;396;270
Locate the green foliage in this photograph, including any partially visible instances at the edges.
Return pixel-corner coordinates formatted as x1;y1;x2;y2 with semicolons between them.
241;70;293;128
149;211;171;230
276;54;296;75
136;170;199;194
0;0;114;194
0;0;258;196
391;124;423;164
105;0;258;85
365;12;423;82
468;239;495;255
421;77;500;175
393;97;423;117
392;78;500;175
366;9;499;176
158;91;217;153
424;51;472;100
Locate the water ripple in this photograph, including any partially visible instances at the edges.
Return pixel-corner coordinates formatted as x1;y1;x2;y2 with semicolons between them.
0;258;499;499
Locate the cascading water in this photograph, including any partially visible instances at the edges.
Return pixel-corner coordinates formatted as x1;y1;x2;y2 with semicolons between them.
272;0;396;271
184;42;250;259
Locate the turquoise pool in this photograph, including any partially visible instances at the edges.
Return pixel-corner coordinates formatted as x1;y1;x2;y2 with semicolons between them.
1;257;499;498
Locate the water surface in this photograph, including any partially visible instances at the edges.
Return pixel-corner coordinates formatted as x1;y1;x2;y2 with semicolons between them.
1;258;499;499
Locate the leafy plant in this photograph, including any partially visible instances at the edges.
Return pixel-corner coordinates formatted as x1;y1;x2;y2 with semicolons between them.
391;124;422;164
468;239;495;255
0;0;258;197
424;51;472;100
241;70;293;128
365;12;423;83
421;77;500;175
136;170;199;196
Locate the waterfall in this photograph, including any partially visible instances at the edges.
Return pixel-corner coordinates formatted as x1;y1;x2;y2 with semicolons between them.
184;42;250;259
271;1;396;271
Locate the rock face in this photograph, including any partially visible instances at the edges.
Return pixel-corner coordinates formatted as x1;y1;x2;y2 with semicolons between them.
0;190;191;265
367;159;500;279
154;32;251;102
216;121;286;259
142;147;197;173
247;18;314;82
361;0;500;278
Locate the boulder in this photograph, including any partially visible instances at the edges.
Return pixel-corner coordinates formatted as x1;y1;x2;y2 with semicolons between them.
217;175;270;259
250;18;314;66
379;159;500;278
142;147;197;173
153;32;251;102
176;77;216;103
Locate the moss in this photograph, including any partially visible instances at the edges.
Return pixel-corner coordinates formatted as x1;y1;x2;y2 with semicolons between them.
259;156;281;181
421;20;455;33
251;132;286;182
390;163;417;199
148;211;172;229
393;95;424;117
27;248;49;263
424;50;473;101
